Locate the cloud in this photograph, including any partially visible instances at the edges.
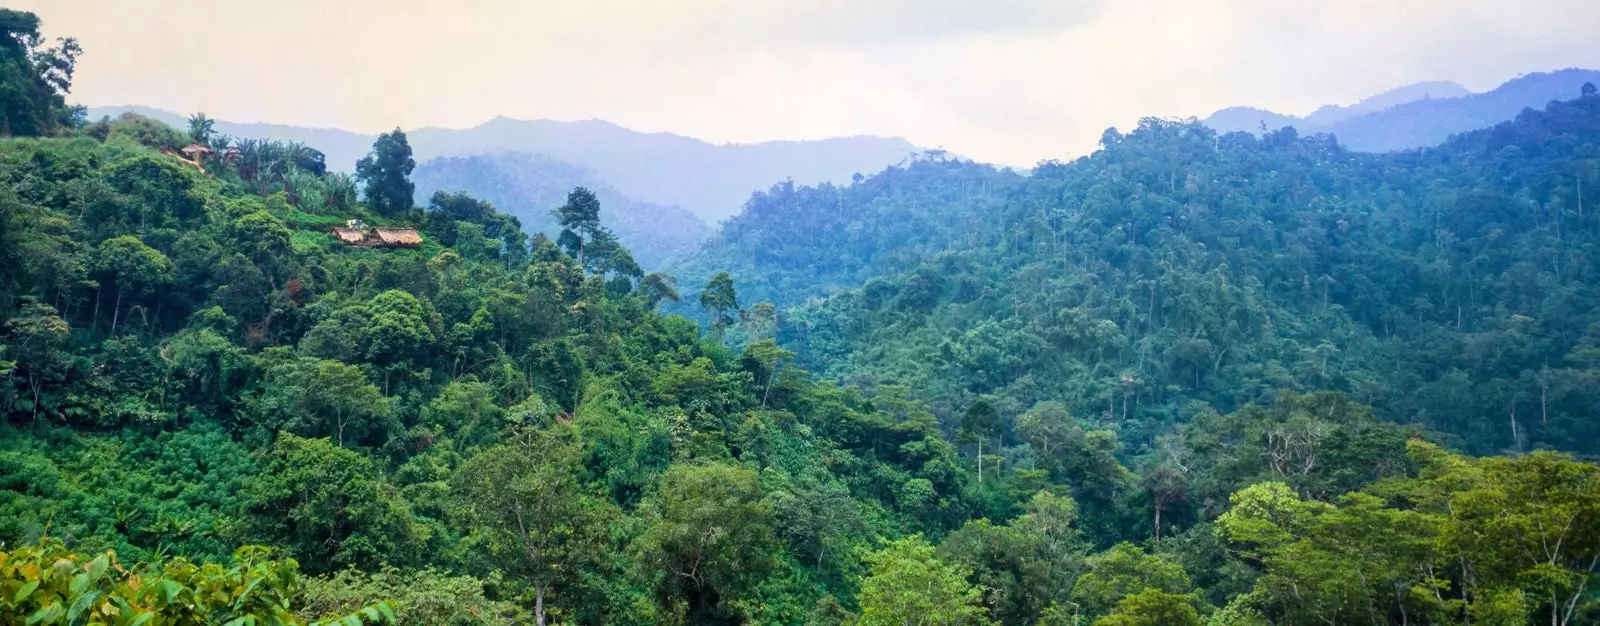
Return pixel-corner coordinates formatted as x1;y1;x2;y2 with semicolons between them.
679;0;1108;50
14;0;1600;166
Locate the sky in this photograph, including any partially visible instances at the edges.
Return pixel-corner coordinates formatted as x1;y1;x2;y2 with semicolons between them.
18;0;1600;165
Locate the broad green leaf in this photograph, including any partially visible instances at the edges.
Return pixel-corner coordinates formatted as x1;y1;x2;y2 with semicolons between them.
65;589;99;624
86;555;109;583
157;580;183;604
25;602;63;625
13;579;40;604
68;573;88;596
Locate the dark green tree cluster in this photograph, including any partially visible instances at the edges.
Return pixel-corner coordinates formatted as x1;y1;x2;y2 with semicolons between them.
0;7;80;137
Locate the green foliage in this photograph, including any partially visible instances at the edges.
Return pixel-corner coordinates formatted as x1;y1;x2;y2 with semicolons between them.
298;568;523;625
699;271;740;338
857;535;989;626
697;95;1600;462
243;435;419;573
6;27;1600;625
1071;543;1194;619
450;427;615;623
1092;588;1202;626
0;538;394;625
0;8;80;137
355;129;415;217
1216;441;1600;624
633;463;778;623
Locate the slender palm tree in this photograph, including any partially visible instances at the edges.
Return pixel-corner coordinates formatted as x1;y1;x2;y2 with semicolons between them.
186;113;215;145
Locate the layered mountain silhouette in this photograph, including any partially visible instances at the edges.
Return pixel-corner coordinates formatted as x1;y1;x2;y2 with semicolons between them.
1202;68;1600;151
83;106;918;223
412;152;711;269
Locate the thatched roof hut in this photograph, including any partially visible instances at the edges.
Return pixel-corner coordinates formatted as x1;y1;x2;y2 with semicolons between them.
331;227;367;245
180;143;213;157
329;226;422;248
374;228;422;247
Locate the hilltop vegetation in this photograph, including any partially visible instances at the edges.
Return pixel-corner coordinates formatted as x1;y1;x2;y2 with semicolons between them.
3;9;1600;626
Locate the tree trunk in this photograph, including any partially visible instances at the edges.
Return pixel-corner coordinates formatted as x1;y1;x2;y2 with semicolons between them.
977;438;983;485
1541;382;1548;429
1154;505;1162;541
535;582;546;626
110;289;123;334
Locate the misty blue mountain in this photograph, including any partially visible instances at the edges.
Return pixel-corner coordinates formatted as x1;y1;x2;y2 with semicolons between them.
1203;68;1600;151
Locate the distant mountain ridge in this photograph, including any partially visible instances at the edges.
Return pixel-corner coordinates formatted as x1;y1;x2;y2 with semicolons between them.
412;152;711;270
1202;68;1600;151
83;106;921;222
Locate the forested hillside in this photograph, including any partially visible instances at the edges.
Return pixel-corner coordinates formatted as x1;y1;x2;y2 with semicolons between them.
4;8;1600;626
414;152;711;269
695;87;1600;461
669;154;1024;310
1203;68;1600;151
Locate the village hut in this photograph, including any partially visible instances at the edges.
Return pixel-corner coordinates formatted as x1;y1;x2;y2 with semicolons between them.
329;226;422;248
373;228;423;247
331;227;368;245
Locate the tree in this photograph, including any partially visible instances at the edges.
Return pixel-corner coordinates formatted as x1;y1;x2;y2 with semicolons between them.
1015;401;1074;464
642;272;680;307
742;302;777;341
1582;82;1597;98
1070;543;1193;619
254;354;390;447
424;190;498;246
959;398;1002;484
633;463;778;622
700;271;740;340
362;289;434;391
186;112;215;144
1093;588;1201;626
857;535;990;626
452;427;613;626
2;299;69;421
243;434;418;572
355;128;415;216
94;235;171;333
1143;464;1188;541
0;9;80;137
552;187;602;268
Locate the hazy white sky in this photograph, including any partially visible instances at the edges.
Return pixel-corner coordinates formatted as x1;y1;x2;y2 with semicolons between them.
19;0;1600;164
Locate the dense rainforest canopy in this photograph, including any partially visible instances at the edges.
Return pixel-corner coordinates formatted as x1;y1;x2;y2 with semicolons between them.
680;89;1600;461
2;9;1598;626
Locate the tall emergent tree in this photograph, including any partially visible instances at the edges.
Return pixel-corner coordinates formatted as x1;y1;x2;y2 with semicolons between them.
700;271;740;340
0;8;81;137
958;398;1002;484
552;187;603;268
355;128;415;217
